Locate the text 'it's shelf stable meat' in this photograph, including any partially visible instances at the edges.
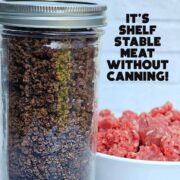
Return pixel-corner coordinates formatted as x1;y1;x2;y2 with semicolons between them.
98;102;180;161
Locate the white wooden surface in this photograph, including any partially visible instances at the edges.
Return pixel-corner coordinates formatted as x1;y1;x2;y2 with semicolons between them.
98;0;180;115
1;0;180;179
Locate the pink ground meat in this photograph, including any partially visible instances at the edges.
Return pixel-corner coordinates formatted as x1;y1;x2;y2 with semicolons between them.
98;102;180;161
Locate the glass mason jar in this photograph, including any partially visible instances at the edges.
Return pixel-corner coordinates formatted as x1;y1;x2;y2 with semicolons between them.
0;1;106;180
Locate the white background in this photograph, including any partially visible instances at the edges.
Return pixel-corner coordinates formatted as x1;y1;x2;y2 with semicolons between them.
98;0;180;115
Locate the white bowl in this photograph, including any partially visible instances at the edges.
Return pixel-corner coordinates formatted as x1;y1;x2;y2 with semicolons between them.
96;153;180;180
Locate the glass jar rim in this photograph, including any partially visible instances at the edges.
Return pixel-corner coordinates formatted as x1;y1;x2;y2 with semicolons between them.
0;1;107;29
1;26;104;39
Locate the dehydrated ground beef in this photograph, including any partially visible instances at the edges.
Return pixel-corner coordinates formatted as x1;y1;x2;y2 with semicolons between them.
98;102;180;161
3;28;99;180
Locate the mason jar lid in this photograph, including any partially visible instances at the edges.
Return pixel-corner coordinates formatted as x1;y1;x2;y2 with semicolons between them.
0;1;107;28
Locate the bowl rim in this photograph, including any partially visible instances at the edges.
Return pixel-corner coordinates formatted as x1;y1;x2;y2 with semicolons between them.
96;153;180;166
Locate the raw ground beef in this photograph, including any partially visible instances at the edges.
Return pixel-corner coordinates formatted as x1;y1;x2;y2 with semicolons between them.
97;102;180;161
